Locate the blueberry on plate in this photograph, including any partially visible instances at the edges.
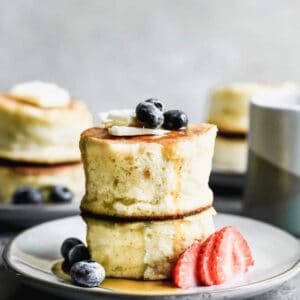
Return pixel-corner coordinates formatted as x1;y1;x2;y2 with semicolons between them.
68;244;91;267
50;185;74;203
163;110;188;130
62;259;72;273
12;187;44;204
135;101;164;128
71;261;105;288
61;237;84;260
145;98;164;111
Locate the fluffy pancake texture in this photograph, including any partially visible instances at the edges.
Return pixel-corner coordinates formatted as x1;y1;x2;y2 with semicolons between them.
84;207;215;280
0;161;85;203
80;124;217;218
213;135;248;173
207;82;298;133
0;94;92;163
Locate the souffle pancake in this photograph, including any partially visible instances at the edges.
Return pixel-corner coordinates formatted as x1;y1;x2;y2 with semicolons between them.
213;134;247;173
78;100;219;281
0;160;84;203
80;124;217;219
207;82;298;134
84;207;215;280
207;82;298;173
0;82;92;164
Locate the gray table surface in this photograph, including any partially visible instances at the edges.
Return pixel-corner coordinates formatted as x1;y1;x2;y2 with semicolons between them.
0;196;299;300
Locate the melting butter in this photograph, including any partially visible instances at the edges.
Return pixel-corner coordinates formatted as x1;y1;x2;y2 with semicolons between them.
98;109;136;126
108;126;170;136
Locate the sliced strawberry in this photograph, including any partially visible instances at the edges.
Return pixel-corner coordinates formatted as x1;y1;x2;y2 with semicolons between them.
197;226;254;286
233;227;254;272
172;242;202;289
197;234;217;286
210;227;237;284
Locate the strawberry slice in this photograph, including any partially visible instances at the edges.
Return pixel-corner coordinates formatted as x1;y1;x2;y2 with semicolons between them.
172;242;202;289
197;226;254;286
197;233;218;286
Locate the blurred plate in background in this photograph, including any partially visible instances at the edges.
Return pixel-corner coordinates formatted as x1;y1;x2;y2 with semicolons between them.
0;198;81;228
210;171;246;194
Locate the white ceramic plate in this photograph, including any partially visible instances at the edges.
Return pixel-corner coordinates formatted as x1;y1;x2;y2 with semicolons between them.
0;201;80;228
3;214;300;299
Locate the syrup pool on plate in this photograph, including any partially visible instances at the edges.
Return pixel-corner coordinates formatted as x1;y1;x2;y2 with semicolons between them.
52;261;182;295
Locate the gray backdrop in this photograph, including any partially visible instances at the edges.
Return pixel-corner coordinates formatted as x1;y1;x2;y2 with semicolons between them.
0;0;298;121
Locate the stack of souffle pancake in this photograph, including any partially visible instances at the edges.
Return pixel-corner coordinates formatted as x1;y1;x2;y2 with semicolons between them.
207;82;299;174
80;123;217;280
0;81;92;204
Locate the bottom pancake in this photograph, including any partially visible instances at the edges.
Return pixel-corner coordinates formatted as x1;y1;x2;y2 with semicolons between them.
213;135;248;173
0;161;84;203
83;207;215;280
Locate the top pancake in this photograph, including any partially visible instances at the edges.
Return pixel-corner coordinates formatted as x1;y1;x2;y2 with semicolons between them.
80;123;217;219
0;94;92;164
207;82;298;134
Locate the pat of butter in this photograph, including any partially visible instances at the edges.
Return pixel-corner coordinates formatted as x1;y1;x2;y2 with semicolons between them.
99;109;136;126
108;126;170;136
8;81;71;108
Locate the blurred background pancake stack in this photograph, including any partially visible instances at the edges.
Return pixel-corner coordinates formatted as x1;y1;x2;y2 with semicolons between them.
0;81;93;204
207;82;299;176
207;83;255;175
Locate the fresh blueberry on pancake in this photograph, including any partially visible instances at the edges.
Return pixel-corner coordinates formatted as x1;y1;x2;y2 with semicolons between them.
68;244;91;267
12;186;44;204
135;101;164;128
50;185;74;203
163;110;188;130
145;98;164;111
70;261;105;287
61;237;84;260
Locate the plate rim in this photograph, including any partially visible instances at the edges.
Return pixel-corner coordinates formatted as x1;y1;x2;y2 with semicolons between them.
2;214;300;298
0;201;80;226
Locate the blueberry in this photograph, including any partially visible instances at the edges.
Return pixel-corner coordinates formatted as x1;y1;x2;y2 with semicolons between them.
62;259;71;273
68;244;91;267
50;185;74;203
61;237;84;260
12;187;44;204
135;102;164;128
145;98;164;111
163;110;188;130
71;261;105;287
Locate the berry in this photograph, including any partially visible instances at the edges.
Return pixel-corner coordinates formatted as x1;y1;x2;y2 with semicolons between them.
145;98;164;111
135;101;164;128
50;185;74;203
68;244;91;267
172;242;202;289
197;226;254;286
62;259;71;273
61;237;84;260
70;261;105;287
12;187;44;204
163;110;188;130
